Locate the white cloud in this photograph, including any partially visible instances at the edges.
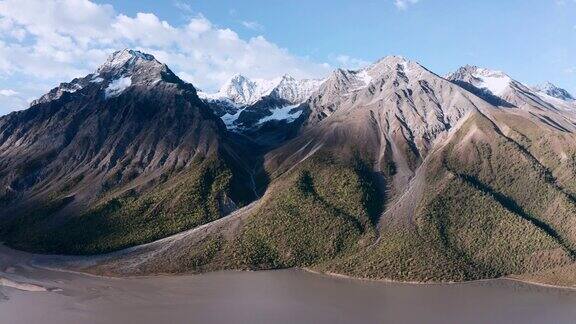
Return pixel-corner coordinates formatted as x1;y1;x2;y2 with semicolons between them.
241;20;264;31
394;0;420;10
0;88;27;114
0;88;17;96
187;15;212;35
0;0;331;113
112;13;179;47
333;54;370;70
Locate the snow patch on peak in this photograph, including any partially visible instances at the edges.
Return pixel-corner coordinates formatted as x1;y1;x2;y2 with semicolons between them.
257;104;303;124
105;76;132;99
369;55;420;74
220;109;244;129
98;49;158;74
345;69;373;91
324;68;373;94
66;83;83;93
474;69;512;96
108;49;155;64
351;55;430;87
533;82;557;92
448;65;512;96
357;70;373;86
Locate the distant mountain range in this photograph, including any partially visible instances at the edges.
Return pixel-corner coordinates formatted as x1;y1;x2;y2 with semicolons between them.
198;74;323;145
1;49;576;287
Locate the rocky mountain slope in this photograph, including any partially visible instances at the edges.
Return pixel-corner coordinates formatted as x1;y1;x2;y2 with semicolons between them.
2;50;576;287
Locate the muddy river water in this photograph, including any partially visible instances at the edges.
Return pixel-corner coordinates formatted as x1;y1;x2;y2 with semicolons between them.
1;246;575;324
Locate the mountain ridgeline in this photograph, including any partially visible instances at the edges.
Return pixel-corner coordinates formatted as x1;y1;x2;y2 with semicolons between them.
1;50;576;286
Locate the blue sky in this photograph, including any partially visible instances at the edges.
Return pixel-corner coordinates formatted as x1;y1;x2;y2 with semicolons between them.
0;0;574;115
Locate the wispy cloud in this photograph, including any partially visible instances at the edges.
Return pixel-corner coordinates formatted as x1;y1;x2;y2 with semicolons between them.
394;0;420;10
0;89;18;96
555;0;576;5
173;0;192;13
0;88;27;113
241;20;264;31
333;54;370;70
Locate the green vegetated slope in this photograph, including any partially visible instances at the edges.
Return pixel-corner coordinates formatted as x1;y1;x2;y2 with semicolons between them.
233;154;383;269
492;110;576;198
151;152;385;274
0;155;247;255
322;112;576;282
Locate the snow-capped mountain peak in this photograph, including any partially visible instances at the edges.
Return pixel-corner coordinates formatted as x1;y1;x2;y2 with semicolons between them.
95;49;171;86
97;49;158;74
30;49;179;106
212;74;280;106
218;74;258;105
532;82;574;101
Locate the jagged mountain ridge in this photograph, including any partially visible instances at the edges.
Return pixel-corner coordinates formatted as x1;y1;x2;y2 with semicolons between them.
200;74;323;107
